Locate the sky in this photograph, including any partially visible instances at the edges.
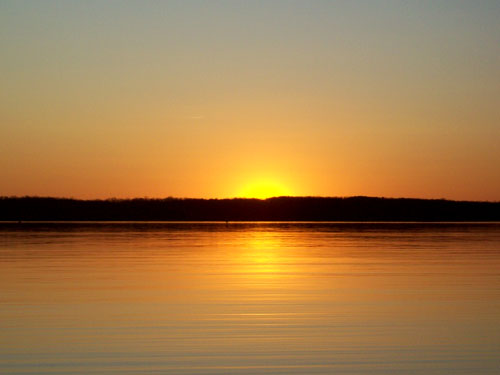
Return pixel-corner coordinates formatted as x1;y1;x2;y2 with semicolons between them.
1;1;499;200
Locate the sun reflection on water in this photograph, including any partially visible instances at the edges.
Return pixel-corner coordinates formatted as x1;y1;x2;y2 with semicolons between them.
233;230;291;277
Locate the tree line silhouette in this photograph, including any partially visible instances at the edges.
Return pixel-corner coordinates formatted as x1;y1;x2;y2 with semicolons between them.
1;196;499;221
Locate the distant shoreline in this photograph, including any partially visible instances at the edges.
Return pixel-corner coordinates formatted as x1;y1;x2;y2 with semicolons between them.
1;196;499;222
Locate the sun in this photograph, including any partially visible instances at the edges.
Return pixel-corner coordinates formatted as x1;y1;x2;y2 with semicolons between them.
238;179;291;199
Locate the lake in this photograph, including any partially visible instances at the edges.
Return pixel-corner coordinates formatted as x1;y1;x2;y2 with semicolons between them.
1;222;499;374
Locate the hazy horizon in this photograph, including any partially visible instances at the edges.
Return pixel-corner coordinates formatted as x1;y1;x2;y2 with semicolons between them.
2;194;500;203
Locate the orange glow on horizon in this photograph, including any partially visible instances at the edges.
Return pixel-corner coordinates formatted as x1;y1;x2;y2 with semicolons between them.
1;2;499;202
237;179;292;199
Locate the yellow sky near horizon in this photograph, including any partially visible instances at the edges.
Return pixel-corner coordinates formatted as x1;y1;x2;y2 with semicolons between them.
1;1;499;200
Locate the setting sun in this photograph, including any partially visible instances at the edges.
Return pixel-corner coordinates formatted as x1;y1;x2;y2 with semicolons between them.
238;179;291;199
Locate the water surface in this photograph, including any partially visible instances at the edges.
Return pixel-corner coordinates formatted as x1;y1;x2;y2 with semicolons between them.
1;222;499;374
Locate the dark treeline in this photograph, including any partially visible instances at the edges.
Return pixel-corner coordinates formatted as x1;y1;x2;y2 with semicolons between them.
1;196;499;221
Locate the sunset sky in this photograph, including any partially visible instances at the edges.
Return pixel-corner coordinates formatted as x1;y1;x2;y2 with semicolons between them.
1;1;499;200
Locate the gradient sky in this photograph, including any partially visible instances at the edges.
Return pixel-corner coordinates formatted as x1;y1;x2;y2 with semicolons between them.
1;1;499;200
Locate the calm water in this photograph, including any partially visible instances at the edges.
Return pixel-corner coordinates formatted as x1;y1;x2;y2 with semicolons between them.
1;222;499;374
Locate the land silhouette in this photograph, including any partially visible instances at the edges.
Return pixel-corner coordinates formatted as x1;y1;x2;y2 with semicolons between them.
0;196;499;221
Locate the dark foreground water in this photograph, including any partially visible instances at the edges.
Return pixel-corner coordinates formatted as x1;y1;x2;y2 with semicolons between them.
1;222;499;374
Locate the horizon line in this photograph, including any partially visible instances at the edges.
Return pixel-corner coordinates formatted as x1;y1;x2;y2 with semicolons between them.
2;195;499;204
